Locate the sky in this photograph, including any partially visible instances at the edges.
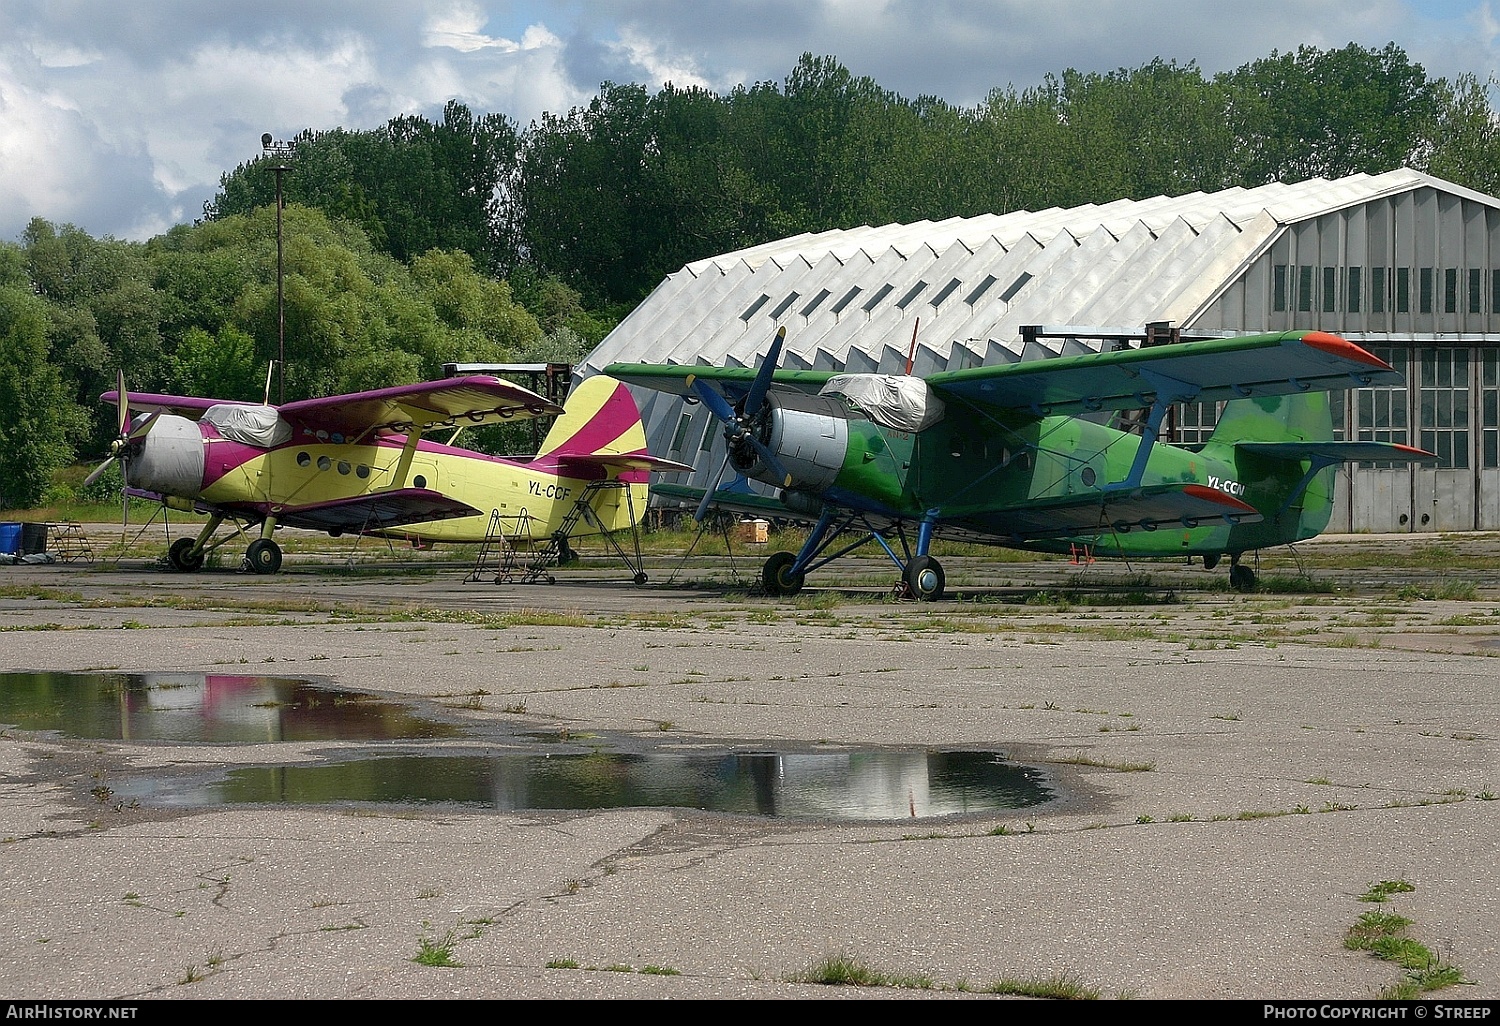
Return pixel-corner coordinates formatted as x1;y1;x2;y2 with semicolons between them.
1;0;1496;245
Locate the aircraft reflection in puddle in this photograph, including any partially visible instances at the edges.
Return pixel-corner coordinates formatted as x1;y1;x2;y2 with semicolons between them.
0;673;1053;821
0;671;458;742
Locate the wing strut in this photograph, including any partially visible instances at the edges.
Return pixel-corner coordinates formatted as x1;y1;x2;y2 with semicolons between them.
1106;368;1200;492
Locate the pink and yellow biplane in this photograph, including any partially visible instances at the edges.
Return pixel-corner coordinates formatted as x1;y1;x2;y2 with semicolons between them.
87;373;690;575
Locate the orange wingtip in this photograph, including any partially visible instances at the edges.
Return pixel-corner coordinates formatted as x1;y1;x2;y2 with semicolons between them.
1298;331;1393;370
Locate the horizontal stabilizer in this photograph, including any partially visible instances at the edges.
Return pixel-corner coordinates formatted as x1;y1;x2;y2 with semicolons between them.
1236;440;1438;464
556;452;696;476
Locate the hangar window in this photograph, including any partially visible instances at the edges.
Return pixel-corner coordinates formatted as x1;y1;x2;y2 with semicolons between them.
1418;348;1469;469
1445;269;1458;313
1420;267;1434;313
895;281;927;309
670;412;692;454
1322;267;1337;312
830;286;863;315
739;295;770;322
1396;268;1410;313
1273;265;1288;311
998;272;1033;304
1483;349;1498;468
1346;267;1361;313
929;278;961;308
1493;270;1500;314
1470;269;1482;314
1371;267;1386;313
1297;266;1314;312
699;418;717;451
800;289;831;317
861;283;894;312
769;292;800;320
965;275;997;306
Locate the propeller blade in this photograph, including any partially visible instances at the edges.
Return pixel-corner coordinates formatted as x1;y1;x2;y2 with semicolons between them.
746;435;794;489
115;369;129;436
695;452;732;523
689;376;738;426
743;326;785;419
82;456;117;489
127;409;160;441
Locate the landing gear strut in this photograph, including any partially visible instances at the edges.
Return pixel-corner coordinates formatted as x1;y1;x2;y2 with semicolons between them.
1228;556;1257;593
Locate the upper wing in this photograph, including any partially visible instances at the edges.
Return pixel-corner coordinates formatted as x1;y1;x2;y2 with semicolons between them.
604;364;837;400
927;331;1400;416
101;391;246;419
608;331;1401;417
277;376;563;439
104;376;564;439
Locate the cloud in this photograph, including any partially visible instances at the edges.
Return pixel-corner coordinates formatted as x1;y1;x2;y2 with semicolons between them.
0;0;1493;244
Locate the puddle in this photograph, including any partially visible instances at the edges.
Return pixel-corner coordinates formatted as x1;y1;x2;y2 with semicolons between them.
1;672;1054;820
0;671;460;742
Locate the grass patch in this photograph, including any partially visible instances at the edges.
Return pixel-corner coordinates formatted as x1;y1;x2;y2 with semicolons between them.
1343;882;1467;998
412;927;461;967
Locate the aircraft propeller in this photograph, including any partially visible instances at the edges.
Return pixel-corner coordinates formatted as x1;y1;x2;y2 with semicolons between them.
82;370;159;497
688;326;794;521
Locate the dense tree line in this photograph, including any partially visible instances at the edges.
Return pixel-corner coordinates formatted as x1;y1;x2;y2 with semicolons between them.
3;43;1498;508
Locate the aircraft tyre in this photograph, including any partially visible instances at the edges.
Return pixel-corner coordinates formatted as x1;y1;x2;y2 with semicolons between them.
633;572;648;585
168;537;205;572
761;550;805;597
906;555;945;601
245;538;283;575
1228;563;1257;593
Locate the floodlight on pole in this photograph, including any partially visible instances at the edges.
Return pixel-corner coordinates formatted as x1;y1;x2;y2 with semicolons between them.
261;133;296;404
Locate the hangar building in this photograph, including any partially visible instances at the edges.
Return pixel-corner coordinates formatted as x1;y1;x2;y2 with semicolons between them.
580;168;1500;533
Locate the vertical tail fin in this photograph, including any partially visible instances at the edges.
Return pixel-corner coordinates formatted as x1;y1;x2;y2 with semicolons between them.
1203;392;1334;449
536;374;650;467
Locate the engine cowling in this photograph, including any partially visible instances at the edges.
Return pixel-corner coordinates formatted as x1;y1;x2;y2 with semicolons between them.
732;392;852;492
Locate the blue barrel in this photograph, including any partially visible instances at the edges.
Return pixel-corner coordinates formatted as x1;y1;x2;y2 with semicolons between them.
0;523;20;555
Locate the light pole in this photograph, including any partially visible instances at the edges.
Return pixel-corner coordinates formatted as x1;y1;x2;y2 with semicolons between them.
260;133;295;404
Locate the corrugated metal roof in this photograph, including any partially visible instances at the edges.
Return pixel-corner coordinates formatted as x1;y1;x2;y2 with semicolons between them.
584;169;1491;380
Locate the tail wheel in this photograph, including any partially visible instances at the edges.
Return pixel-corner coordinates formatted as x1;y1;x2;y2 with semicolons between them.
761;550;805;597
168;537;205;572
1228;563;1257;592
906;555;945;601
245;538;283;575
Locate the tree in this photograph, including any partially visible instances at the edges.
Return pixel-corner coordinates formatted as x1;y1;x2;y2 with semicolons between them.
1220;43;1443;183
0;287;75;508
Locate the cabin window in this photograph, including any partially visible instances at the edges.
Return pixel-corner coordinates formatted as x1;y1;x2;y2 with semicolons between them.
337;461;351;475
1080;466;1096;487
296;452;311;467
413;475;427;489
356;465;370;479
317;455;332;471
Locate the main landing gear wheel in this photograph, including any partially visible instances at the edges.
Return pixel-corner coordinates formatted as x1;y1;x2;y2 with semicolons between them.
761;550;805;597
905;555;946;601
633;572;648;585
1228;563;1257;593
245;538;283;575
168;537;205;572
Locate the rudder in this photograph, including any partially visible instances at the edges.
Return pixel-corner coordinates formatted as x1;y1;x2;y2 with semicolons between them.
537;374;649;460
